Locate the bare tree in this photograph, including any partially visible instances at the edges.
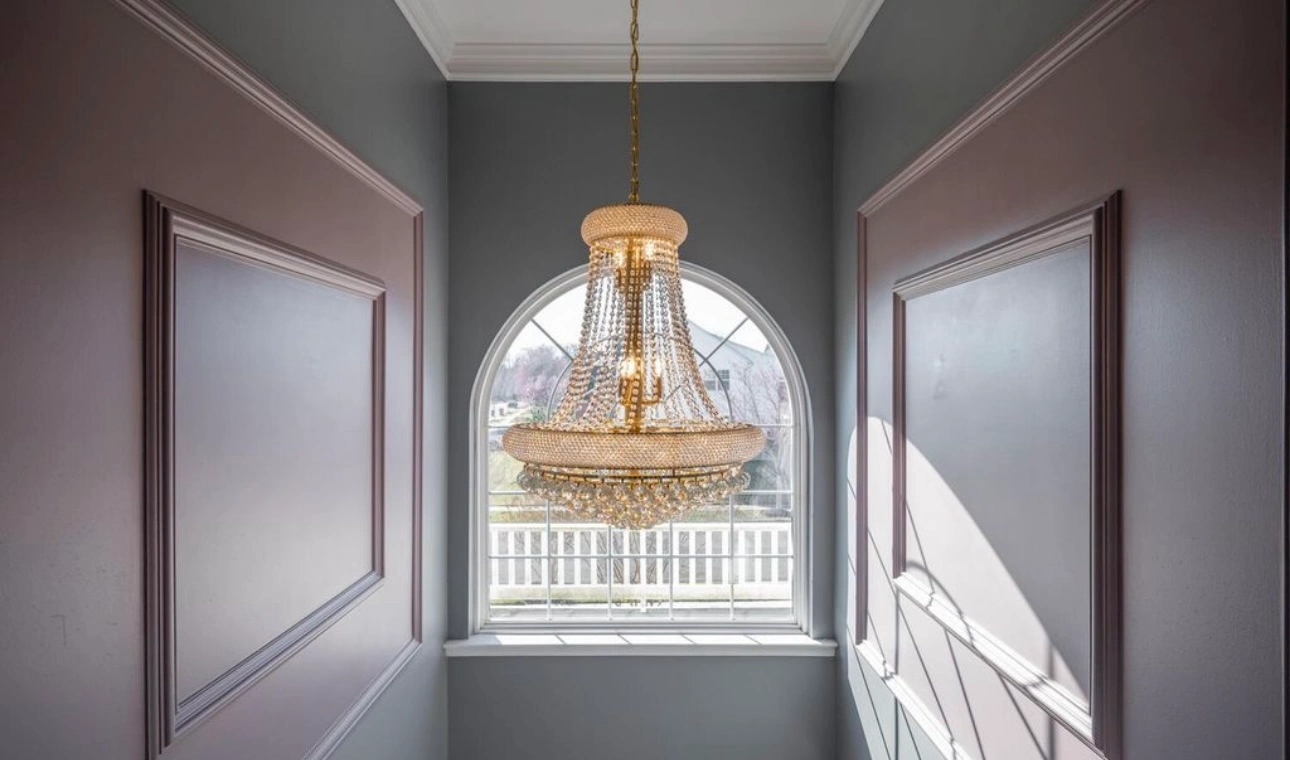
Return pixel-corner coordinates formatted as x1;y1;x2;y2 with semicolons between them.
492;344;568;420
728;359;792;513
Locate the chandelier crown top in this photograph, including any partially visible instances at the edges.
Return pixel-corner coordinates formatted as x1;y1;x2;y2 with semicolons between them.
581;202;689;248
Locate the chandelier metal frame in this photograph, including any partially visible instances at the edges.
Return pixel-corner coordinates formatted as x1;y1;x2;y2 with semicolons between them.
501;0;765;529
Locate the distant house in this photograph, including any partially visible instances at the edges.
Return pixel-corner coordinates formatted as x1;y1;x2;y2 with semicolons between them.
489;320;793;500
686;323;792;507
686;322;789;427
492;320;788;427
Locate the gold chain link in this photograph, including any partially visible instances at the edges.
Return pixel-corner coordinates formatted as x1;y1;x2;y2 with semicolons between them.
628;0;640;203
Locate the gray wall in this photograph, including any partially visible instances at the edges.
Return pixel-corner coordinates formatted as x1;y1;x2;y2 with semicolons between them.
831;3;1093;756
450;657;834;760
448;82;835;759
833;0;1285;758
831;2;1097;747
167;2;450;758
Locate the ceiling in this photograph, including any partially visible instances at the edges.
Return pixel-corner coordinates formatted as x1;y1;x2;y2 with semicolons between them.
392;0;886;81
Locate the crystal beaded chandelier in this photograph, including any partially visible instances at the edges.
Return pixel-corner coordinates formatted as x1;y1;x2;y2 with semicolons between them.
502;0;765;530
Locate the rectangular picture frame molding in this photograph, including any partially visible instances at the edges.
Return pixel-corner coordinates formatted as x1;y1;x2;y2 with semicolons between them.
143;191;390;755
889;192;1122;759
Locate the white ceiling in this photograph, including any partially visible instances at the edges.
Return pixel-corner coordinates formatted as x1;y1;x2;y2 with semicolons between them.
393;0;886;81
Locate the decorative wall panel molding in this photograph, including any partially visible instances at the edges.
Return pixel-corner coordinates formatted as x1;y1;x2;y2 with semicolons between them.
0;0;428;755
855;641;975;760
144;193;389;754
110;0;422;215
852;2;1153;753
889;195;1121;754
854;0;1145;642
116;2;429;755
858;0;1150;217
866;193;1130;753
302;639;422;760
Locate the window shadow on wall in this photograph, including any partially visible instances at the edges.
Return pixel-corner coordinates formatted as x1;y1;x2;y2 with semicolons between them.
846;420;1092;760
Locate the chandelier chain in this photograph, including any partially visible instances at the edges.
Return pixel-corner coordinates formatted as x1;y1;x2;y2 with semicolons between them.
628;0;640;203
500;0;765;529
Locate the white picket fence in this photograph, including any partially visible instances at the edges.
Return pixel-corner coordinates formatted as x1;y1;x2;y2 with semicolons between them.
489;522;792;599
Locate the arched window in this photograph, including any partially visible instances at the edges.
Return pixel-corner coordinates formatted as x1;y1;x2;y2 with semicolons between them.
471;264;809;629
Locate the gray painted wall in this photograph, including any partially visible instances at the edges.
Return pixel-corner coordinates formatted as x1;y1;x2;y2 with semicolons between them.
829;0;1100;757
447;82;835;759
56;1;1279;757
449;657;834;760
833;1;1285;759
166;2;450;758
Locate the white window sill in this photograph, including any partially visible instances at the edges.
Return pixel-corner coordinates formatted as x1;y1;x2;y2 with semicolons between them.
444;631;837;658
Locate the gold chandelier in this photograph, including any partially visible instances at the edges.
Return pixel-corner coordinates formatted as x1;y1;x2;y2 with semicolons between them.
502;0;765;530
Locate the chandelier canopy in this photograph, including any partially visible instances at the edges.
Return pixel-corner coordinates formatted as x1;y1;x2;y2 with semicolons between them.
501;0;764;529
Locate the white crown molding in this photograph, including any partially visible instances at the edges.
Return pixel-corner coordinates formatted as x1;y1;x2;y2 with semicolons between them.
449;42;838;82
828;0;885;79
393;0;888;82
390;0;452;76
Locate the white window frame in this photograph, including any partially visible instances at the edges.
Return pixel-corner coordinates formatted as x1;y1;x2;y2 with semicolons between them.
468;263;813;634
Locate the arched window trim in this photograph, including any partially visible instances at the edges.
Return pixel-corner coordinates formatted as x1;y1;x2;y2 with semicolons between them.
468;263;813;633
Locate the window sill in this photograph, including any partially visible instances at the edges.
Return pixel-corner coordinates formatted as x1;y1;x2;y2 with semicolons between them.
443;631;837;658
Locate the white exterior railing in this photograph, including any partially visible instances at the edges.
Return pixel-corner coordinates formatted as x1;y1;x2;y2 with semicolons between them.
489;522;793;595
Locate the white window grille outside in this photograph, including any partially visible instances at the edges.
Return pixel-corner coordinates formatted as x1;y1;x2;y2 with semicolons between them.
470;264;810;631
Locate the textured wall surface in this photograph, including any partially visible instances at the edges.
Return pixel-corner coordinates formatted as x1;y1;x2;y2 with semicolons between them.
833;0;1285;758
3;0;1282;756
449;657;835;760
831;2;1095;756
0;0;446;757
161;1;451;758
447;81;835;759
830;4;1093;753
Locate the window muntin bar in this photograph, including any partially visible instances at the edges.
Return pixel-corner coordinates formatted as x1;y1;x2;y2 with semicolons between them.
477;266;806;630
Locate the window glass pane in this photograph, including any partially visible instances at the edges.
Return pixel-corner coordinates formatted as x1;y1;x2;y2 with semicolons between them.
608;525;671;556
490;347;569;425
548;509;607;549
488;528;545;607
610;557;673;620
727;319;770;353
531;287;585;348
672;555;730;620
487;606;550;623
746;428;793;496
548;558;609;619
697;358;733;417
681;280;744;338
709;342;789;427
669;520;727;556
482;270;802;627
731;604;794;622
671;502;730;525
486;449;525;494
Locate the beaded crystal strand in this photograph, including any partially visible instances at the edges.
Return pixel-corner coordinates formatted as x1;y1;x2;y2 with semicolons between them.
500;0;763;529
504;205;763;529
